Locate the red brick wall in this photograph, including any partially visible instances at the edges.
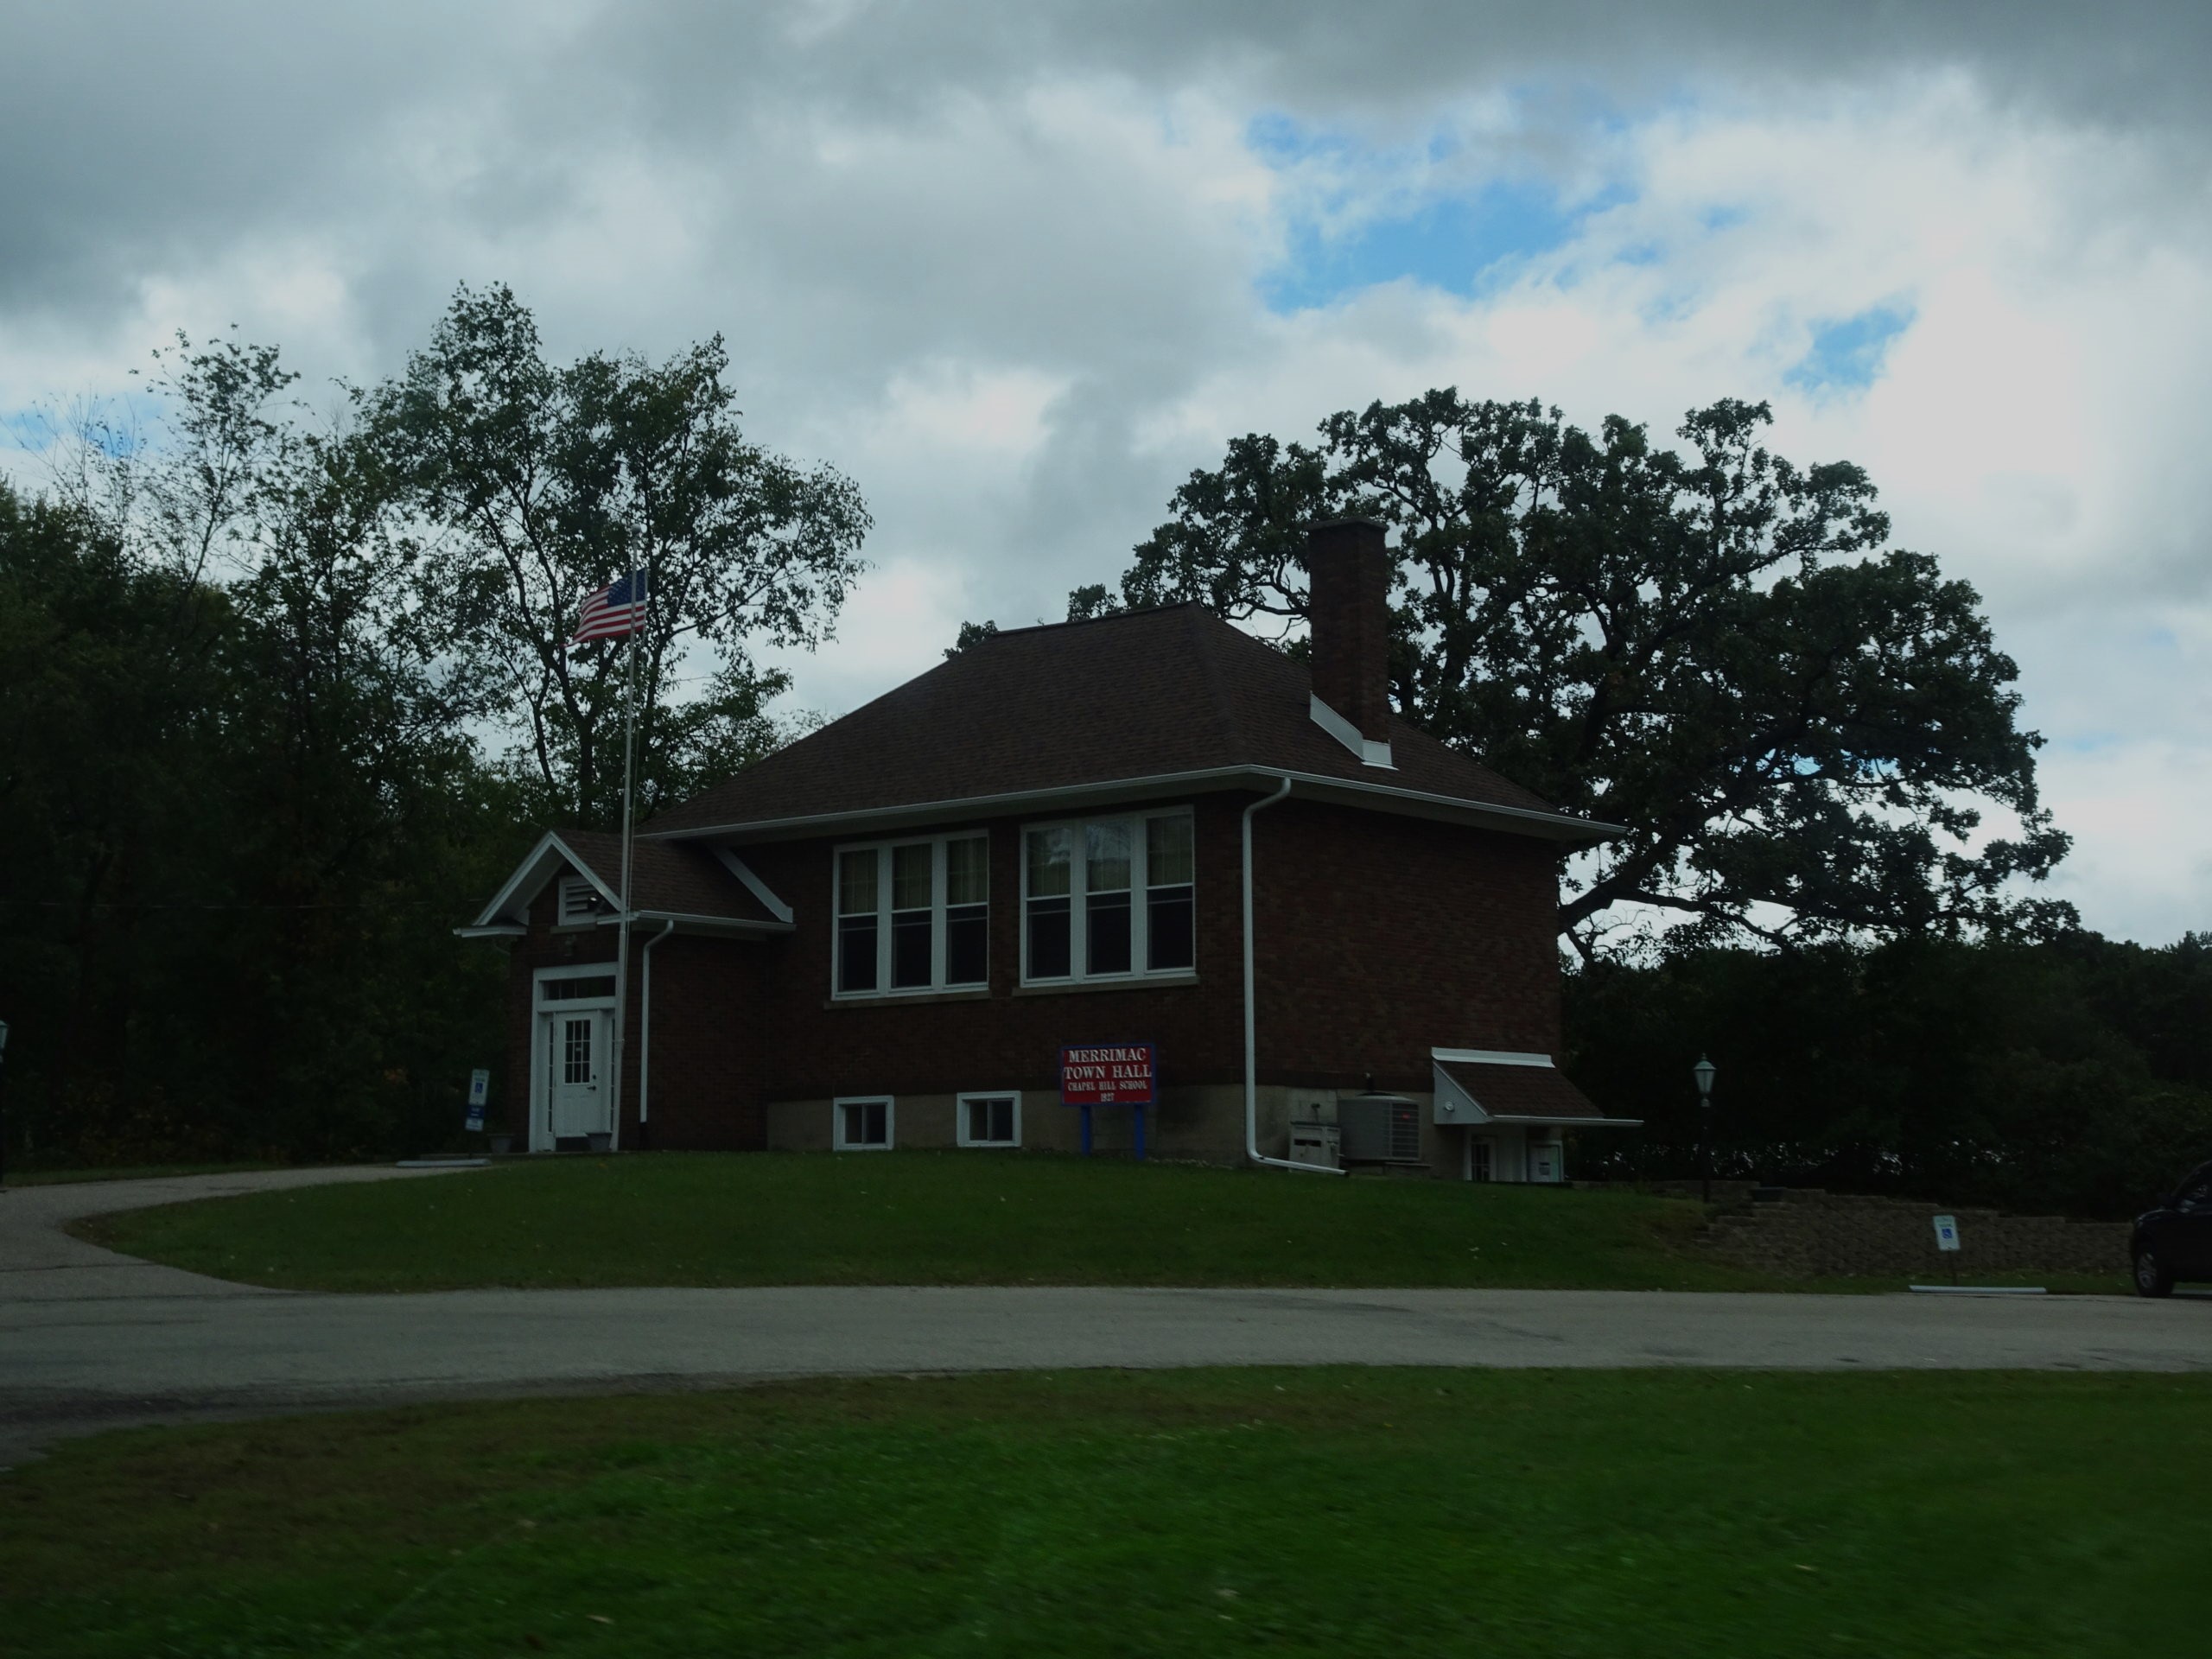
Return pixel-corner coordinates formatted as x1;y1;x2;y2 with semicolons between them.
1251;798;1561;1092
494;789;1565;1135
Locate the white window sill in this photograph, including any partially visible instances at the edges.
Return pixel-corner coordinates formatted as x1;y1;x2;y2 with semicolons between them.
827;986;993;1009
1013;973;1199;997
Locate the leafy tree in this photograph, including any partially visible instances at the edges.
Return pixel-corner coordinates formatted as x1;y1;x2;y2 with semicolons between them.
944;618;1001;658
1116;391;2070;955
1563;934;2212;1219
365;283;871;826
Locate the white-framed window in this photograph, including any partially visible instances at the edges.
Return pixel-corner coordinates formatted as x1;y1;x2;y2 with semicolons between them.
557;875;603;924
957;1090;1021;1148
1469;1139;1493;1183
1022;809;1194;984
833;833;988;997
834;1096;894;1150
535;963;618;1007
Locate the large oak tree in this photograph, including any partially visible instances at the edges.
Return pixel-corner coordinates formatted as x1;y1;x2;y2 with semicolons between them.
1113;391;2071;957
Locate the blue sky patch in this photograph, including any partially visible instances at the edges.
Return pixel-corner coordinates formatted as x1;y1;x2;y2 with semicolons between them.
1784;302;1916;394
1262;181;1594;312
1249;109;1630;314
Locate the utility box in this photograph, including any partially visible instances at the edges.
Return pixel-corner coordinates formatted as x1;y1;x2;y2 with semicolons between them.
1287;1120;1342;1170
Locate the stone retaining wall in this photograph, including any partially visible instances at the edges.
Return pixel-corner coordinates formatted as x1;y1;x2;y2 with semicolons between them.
1691;1190;2130;1280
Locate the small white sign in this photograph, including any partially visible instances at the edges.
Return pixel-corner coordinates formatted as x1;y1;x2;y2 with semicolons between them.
465;1067;490;1133
1932;1214;1961;1253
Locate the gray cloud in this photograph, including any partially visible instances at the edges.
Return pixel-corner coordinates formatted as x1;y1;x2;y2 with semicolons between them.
3;0;2208;939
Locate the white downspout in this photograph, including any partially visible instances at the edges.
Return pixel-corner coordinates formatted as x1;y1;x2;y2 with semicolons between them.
1243;776;1343;1175
639;918;676;1147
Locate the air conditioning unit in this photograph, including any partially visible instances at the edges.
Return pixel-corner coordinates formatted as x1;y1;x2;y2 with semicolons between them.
1338;1094;1423;1164
1287;1120;1341;1170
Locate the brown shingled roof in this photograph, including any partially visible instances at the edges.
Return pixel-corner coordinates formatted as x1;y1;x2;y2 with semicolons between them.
1434;1058;1624;1124
645;604;1600;841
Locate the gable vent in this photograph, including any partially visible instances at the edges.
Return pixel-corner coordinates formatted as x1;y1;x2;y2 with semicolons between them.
557;875;603;923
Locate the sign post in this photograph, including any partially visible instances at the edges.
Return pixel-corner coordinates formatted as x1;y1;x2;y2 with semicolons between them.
465;1068;490;1136
1059;1042;1157;1160
1932;1213;1961;1286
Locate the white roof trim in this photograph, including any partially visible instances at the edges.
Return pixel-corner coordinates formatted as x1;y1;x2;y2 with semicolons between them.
588;908;792;936
1307;693;1395;770
1484;1113;1644;1128
647;766;1618;847
454;923;525;940
1432;1048;1555;1068
712;847;794;925
469;830;623;929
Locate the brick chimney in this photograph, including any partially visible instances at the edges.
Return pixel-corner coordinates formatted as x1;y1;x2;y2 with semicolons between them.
1306;517;1393;757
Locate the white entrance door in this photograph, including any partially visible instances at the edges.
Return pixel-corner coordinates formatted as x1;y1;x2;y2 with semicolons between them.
1529;1141;1561;1183
547;1009;611;1141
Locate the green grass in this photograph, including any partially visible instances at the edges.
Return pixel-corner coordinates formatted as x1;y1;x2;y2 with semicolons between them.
2;1369;2203;1656
72;1150;1844;1293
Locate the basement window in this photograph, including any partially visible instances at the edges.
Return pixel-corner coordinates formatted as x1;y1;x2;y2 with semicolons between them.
957;1091;1020;1148
1022;809;1194;985
834;834;988;997
834;1096;894;1151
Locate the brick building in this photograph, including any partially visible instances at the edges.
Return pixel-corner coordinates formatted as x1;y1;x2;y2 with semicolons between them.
462;519;1637;1178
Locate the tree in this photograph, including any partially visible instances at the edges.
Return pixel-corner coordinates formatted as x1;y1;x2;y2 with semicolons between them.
1116;391;2071;956
366;284;871;826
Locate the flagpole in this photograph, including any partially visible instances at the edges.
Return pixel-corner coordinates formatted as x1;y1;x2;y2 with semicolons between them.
612;597;639;1154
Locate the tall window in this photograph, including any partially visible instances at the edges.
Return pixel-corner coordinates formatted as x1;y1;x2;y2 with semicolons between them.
836;849;879;994
1146;814;1194;971
833;834;989;997
1022;809;1196;984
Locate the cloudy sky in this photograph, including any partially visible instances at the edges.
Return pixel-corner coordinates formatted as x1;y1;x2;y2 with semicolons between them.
4;2;2208;943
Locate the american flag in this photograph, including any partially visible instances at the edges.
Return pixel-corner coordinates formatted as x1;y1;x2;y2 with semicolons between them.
570;569;651;644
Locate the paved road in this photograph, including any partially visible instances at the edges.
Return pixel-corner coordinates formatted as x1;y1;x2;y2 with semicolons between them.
3;1167;2209;1464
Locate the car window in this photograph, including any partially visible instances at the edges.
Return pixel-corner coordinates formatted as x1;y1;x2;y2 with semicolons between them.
2177;1166;2212;1208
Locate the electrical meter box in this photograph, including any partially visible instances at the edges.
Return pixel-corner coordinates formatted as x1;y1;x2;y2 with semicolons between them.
1287;1121;1342;1170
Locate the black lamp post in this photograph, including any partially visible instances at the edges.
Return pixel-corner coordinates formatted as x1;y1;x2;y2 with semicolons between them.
1693;1053;1716;1204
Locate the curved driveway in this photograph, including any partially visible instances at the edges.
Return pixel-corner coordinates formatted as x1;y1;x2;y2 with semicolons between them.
4;1166;2209;1464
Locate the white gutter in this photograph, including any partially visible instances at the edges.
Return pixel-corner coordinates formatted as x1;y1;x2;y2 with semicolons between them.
1243;777;1343;1176
639;918;677;1146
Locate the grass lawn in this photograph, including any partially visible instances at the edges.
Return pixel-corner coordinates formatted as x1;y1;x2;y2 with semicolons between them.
78;1149;1815;1293
74;1152;2123;1294
2;1369;2202;1656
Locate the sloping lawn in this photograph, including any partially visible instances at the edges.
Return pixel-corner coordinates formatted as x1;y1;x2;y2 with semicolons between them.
3;1369;2202;1656
71;1150;1818;1293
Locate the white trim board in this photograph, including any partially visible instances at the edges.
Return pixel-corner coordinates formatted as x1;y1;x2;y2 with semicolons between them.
1308;693;1394;769
645;766;1619;848
470;830;623;929
713;847;794;924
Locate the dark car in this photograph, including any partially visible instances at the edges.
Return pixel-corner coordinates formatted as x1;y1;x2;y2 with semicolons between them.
2132;1161;2212;1296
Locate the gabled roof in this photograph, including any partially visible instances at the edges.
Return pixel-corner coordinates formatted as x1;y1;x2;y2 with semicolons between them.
645;604;1614;843
463;828;791;935
1432;1050;1641;1128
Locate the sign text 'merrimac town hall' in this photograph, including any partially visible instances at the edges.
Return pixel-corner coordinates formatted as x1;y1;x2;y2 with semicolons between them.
1059;1044;1158;1105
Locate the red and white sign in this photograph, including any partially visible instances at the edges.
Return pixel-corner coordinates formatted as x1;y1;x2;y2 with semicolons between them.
1060;1042;1157;1106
